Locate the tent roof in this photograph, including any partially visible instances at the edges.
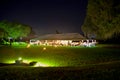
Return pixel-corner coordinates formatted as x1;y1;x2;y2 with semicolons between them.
32;33;85;40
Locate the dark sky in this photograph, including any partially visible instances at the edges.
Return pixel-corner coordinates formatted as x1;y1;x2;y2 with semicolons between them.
0;0;88;35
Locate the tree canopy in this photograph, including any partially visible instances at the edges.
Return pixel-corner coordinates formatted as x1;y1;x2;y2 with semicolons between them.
0;28;6;38
82;0;120;39
0;20;32;39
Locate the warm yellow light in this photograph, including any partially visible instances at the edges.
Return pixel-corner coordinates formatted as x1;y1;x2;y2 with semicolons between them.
43;47;46;50
22;60;30;64
18;57;22;60
54;45;58;47
27;44;31;48
34;62;48;67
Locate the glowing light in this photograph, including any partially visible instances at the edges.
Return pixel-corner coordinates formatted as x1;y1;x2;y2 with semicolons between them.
80;40;97;47
54;45;58;47
27;44;31;48
18;57;22;60
60;40;69;46
34;62;48;67
43;47;46;50
23;60;30;64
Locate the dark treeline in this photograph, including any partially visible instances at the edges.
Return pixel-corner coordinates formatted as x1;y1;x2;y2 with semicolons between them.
82;0;120;43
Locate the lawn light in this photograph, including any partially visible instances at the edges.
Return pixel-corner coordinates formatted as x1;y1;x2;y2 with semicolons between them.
54;45;57;48
27;44;31;48
23;60;30;64
15;57;23;64
34;62;47;67
43;47;46;50
18;57;22;60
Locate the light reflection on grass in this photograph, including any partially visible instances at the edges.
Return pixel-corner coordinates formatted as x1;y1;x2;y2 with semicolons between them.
4;58;58;67
1;44;120;67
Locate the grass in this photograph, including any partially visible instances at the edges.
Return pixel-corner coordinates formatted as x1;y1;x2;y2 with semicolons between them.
0;44;120;67
0;44;120;79
0;62;120;80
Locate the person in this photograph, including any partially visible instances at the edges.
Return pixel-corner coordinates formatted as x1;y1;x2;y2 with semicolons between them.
9;37;13;46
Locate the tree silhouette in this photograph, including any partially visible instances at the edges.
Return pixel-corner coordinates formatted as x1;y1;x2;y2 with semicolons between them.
82;0;120;40
0;20;31;39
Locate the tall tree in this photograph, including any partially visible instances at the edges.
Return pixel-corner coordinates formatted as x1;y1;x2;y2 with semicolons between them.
0;28;5;38
0;20;32;39
82;0;120;39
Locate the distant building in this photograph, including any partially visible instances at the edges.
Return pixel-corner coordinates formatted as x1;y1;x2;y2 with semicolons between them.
30;33;97;47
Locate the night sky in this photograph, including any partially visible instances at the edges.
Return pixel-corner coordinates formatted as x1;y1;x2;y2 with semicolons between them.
0;0;88;35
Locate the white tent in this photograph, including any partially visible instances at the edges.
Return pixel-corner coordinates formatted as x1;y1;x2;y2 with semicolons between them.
32;33;85;40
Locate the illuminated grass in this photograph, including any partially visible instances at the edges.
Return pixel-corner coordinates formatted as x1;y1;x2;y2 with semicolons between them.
0;44;120;80
0;44;120;67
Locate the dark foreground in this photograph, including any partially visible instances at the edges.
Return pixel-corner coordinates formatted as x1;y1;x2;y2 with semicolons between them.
0;61;120;80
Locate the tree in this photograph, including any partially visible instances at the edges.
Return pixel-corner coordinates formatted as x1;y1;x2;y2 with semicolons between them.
0;28;6;38
82;0;120;40
0;20;32;40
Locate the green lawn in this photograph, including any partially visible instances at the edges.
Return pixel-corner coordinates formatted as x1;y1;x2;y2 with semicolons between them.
0;44;120;67
0;44;120;79
0;63;120;80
